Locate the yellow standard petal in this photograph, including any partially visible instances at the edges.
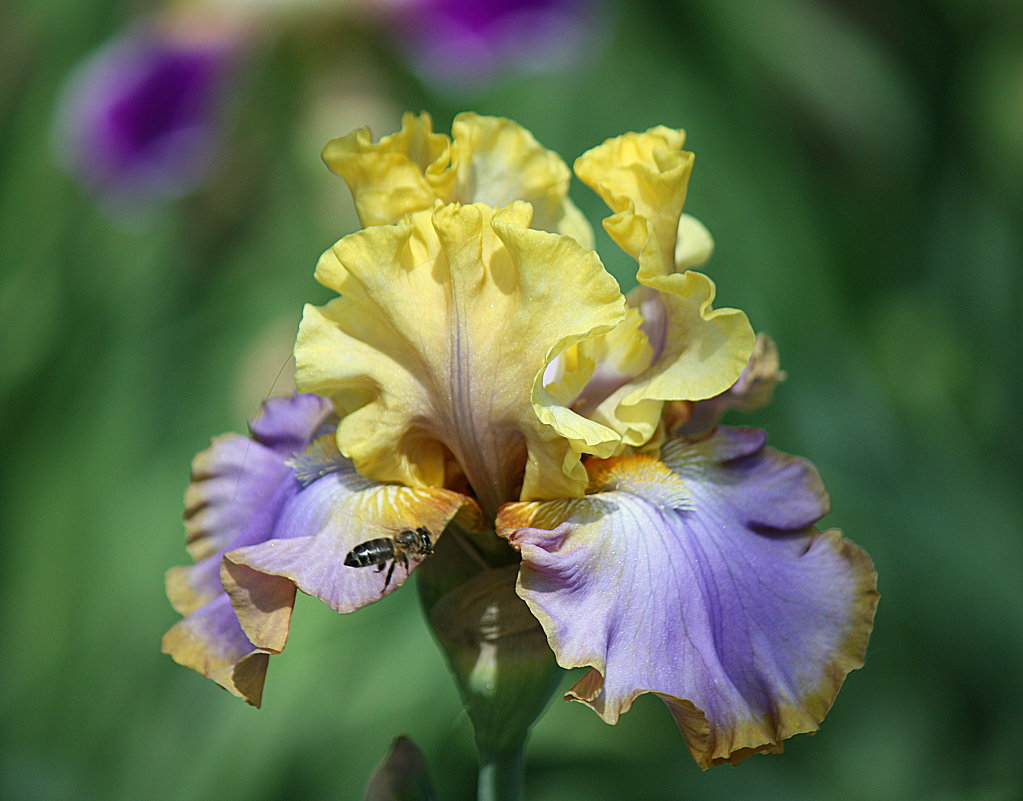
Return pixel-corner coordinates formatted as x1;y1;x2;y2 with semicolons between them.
676;213;714;271
322;111;453;228
575;125;692;277
573;127;755;447
294;201;624;515
322;111;594;246
448;112;594;247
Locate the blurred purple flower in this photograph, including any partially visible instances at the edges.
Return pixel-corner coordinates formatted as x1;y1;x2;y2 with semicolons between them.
377;0;606;92
54;20;240;210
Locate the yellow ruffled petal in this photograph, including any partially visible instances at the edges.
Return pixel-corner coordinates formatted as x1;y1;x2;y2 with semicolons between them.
576;306;654;402
546;306;653;428
295;201;624;514
322;111;453;227
449;112;594;247
589;275;755;447
322;112;594;246
541;345;595;408
575;125;691;278
573;127;755;447
676;213;714;270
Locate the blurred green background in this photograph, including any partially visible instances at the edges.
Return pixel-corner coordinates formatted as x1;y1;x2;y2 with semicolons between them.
2;0;1022;799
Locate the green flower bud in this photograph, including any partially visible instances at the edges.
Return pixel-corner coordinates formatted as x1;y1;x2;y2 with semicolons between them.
417;525;564;798
364;736;438;801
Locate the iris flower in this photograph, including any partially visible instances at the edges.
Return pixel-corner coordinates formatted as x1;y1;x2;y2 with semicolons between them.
164;113;877;768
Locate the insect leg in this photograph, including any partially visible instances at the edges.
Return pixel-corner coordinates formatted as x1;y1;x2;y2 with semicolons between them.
383;559;397;591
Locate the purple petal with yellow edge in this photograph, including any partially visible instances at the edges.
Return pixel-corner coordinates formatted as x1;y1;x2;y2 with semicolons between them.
163;393;333;703
226;465;474;618
497;427;877;768
161;594;272;707
170;393;334;613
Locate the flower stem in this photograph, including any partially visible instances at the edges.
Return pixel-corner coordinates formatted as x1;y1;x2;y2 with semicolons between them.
477;745;524;801
417;525;563;801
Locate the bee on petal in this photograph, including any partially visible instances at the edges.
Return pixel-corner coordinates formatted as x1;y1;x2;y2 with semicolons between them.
344;527;434;592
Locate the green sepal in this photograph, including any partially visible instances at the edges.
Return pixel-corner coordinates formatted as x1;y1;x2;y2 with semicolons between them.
417;525;564;752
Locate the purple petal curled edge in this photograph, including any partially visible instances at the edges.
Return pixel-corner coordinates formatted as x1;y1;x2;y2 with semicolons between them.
162;595;272;706
162;393;333;705
498;426;878;768
225;474;473;619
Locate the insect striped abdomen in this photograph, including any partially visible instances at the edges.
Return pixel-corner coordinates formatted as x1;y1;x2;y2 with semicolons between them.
344;539;396;568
